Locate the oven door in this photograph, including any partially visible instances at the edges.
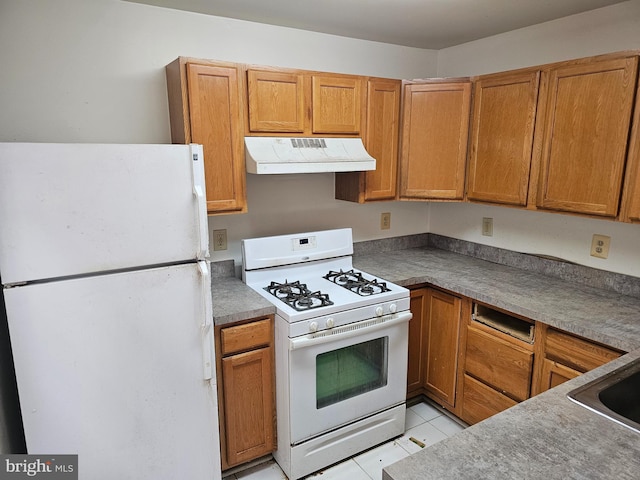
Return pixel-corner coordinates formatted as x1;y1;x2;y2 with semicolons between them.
288;311;410;444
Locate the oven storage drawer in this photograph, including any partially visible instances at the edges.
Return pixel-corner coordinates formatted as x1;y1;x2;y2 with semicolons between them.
221;318;272;355
465;327;533;401
461;373;517;425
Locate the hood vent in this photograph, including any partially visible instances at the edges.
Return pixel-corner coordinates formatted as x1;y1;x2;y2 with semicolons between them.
245;137;376;174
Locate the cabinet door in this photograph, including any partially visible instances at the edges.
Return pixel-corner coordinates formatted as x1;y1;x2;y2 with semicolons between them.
247;70;307;133
423;289;462;409
407;288;427;397
538;359;581;394
467;71;539;206
312;75;363;134
186;63;246;214
336;79;401;203
537;56;638;216
221;347;274;467
399;82;471;200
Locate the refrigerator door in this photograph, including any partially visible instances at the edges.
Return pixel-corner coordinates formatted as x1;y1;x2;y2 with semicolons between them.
3;263;220;480
0;143;209;285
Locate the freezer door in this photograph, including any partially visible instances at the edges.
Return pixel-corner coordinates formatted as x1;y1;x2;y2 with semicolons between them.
3;263;221;480
0;143;209;285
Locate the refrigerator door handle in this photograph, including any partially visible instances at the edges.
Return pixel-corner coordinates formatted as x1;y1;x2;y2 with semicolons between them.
190;145;209;260
198;260;214;380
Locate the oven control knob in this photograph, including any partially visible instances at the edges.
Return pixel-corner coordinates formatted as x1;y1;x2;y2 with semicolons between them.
375;306;384;317
389;303;397;314
326;318;335;328
309;321;318;333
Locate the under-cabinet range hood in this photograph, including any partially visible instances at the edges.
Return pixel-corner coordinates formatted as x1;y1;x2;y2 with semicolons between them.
245;137;376;174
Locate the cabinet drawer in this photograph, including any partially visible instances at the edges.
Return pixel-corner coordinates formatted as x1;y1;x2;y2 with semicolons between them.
545;328;622;373
461;374;517;425
465;327;533;401
221;318;272;356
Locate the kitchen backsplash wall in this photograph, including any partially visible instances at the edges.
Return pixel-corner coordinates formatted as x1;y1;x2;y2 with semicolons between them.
214;232;640;298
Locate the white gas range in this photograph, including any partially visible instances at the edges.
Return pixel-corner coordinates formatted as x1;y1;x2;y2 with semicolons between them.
242;228;411;480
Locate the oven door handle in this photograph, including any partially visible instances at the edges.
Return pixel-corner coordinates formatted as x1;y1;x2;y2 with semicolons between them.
289;311;411;351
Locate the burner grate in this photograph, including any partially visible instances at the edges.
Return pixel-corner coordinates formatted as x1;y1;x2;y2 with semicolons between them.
264;280;333;311
323;269;391;296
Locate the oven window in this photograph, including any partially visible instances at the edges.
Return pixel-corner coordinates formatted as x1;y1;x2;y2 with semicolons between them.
316;336;389;409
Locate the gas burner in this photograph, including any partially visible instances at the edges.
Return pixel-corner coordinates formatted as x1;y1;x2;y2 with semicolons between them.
323;269;392;296
264;280;333;311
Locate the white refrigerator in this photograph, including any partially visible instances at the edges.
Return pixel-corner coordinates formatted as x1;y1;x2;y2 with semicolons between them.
0;143;222;480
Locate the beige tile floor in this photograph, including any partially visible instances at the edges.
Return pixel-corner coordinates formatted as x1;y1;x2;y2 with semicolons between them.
223;400;466;480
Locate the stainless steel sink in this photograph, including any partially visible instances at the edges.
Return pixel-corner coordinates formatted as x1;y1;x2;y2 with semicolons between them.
568;357;640;434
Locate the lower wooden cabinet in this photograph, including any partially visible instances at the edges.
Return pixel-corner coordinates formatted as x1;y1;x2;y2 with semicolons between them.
459;303;535;425
407;287;467;413
215;316;276;470
406;287;627;427
533;325;623;395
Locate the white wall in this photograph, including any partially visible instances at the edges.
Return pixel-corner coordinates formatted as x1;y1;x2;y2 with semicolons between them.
433;1;640;278
0;0;436;267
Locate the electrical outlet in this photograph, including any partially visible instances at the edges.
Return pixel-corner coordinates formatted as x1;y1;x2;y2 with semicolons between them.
213;229;227;251
380;212;391;230
482;217;493;236
590;234;610;259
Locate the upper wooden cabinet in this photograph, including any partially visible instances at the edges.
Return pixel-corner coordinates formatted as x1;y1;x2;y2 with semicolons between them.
247;70;307;133
335;78;401;203
246;68;364;136
467;70;540;206
166;58;247;215
617;68;640;223
311;75;364;134
536;56;639;217
399;81;471;200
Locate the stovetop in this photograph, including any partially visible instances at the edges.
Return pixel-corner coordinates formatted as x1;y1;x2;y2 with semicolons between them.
241;228;410;331
244;257;408;324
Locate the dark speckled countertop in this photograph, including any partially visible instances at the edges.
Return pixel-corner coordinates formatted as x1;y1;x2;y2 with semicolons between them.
353;246;640;352
210;236;640;480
